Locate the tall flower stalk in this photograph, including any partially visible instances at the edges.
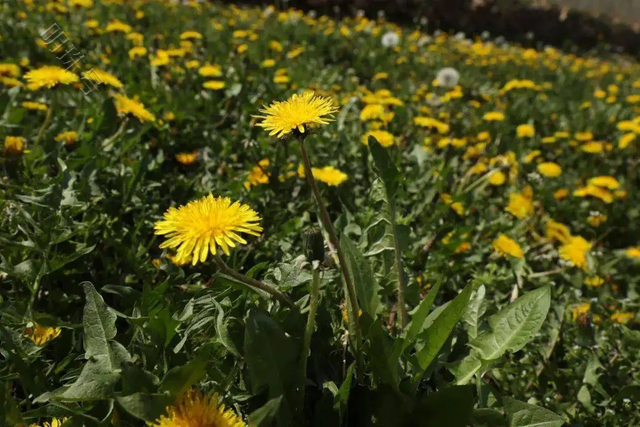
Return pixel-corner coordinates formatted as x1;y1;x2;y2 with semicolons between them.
254;91;364;377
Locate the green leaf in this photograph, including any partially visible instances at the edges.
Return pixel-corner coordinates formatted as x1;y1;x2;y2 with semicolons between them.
160;358;207;398
415;284;473;371
244;310;301;425
504;398;565;427
369;319;399;391
409;385;474;426
248;396;283;427
368;135;400;199
82;282;117;359
116;392;174;422
470;286;550;361
451;352;484;385
406;280;442;346
462;284;486;340
341;234;381;317
58;355;120;401
333;363;354;419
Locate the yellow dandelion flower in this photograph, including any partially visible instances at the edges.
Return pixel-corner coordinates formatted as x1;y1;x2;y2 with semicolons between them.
575;131;593;141
537;162;562;178
483;111;505;122
489;171;506;186
1;76;23;87
199;64;222;78
413;116;450;133
545;219;572;244
180;31;202;40
312;166;348;186
572;303;591;321
84;19;99;29
273;75;290;84
360;104;386;122
149;389;245;427
254;91;338;138
175;150;198;165
25;323;61;346
505;186;533;219
559;236;592;270
542;136;556;144
523;150;541;164
24;66;79;90
587;213;607;227
244;159;270;189
581;141;604;153
3;136;27;155
113;94;155;123
584;276;604;288
622;245;640;260
610;311;634;325
92;69;124;89
261;59;275;68
492;234;524;259
516;124;535;138
587;176;619;190
129;46;148;60
22;101;48;111
619;133;636;149
362;130;395;147
0;63;20;77
203;80;225;90
29;418;69;427
105;19;132;33
573;185;613;204
55;130;78;145
154;194;262;265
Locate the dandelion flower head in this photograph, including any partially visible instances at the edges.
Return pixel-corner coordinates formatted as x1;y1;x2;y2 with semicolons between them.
154;194;263;265
148;389;246;427
24;66;79;90
254;91;339;138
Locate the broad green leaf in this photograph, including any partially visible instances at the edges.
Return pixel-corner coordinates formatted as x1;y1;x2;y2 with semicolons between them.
160;358;207;398
409;385;474;426
341;234;380;317
82;282;117;359
368;136;400;199
471;286;550;361
415;284;472;371
58;355;120;401
248;396;283;427
406;280;442;346
462;285;486;340
504;398;565;427
369;319;399;391
333;363;354;419
451;352;483;385
116;392;174;422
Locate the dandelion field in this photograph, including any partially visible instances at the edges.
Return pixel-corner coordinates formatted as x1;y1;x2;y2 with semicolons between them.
1;1;640;426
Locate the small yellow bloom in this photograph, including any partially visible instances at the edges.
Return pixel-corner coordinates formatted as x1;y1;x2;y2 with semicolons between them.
155;194;262;265
559;236;592;270
91;69;124;89
25;323;61;346
588;176;619;190
175;150;198;165
180;31;202;40
24;66;79;90
244;159;270;189
362;130;395;147
198;64;222;77
128;46;147;60
483;111;505;122
55;130;78;145
203;80;225;90
619;133;636;149
0;63;20;77
254;91;338;138
105;19;132;33
148;389;245;427
523;150;541;164
572;303;591;321
575;131;593;141
554;188;569;200
489;171;506;186
625;247;640;259
3;136;26;155
505;186;533;219
610;311;634;325
312;166;348;186
22;101;48;111
537;162;562;178
584;276;604;288
113;94;155;123
493;234;524;259
586;213;607;227
516;124;535;138
261;59;275;68
581;141;604;153
545;219;572;244
542;136;556;144
573;186;613;204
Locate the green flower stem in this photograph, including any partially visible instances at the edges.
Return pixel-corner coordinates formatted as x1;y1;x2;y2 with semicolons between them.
300;267;320;401
298;138;363;379
214;254;294;308
35;94;55;145
388;197;408;328
102;118;128;149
